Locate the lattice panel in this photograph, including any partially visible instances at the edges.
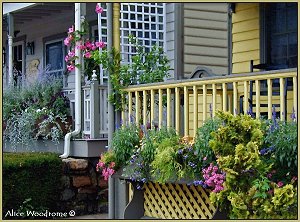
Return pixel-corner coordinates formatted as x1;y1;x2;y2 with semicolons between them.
144;182;216;219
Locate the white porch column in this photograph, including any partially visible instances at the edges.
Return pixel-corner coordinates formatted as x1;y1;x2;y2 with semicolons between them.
7;13;14;87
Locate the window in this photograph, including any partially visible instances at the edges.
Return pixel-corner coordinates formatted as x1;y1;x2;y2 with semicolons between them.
263;3;297;69
45;40;65;77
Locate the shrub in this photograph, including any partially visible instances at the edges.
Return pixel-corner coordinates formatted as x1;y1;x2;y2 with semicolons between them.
3;152;63;218
194;117;222;167
111;124;140;167
209;111;297;219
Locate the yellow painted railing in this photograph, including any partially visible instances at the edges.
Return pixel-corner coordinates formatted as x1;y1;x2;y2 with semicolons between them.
122;69;297;137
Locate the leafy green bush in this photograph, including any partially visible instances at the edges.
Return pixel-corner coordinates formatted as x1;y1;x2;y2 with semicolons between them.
209;111;297;219
111;124;140;167
3;152;63;218
194;117;222;167
262;119;297;183
3;78;71;148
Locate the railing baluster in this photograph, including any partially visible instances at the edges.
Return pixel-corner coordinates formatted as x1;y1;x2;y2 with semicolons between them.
233;82;238;115
193;85;198;137
244;81;248;114
135;91;140;125
175;87;180;134
167;88;171;128
212;83;216;117
255;80;260;118
128;92;132;124
150;89;155;128
143;90;147;127
203;85;207;122
267;79;272;119
293;77;297;121
280;78;285;121
222;83;227;111
158;89;163;128
184;86;189;136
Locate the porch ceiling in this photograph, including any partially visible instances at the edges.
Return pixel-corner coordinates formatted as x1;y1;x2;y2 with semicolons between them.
11;3;74;24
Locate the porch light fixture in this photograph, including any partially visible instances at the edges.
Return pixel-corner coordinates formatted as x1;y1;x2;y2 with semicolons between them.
26;41;35;55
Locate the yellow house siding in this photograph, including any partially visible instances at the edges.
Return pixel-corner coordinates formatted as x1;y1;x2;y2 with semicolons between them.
231;3;260;74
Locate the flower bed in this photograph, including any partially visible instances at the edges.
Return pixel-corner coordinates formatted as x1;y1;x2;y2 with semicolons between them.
97;110;297;219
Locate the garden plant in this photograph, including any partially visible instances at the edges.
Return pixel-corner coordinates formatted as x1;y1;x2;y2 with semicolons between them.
96;110;297;219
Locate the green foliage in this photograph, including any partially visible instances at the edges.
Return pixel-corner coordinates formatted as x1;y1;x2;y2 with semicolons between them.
122;127;180;182
3;79;71;149
209;111;297;219
3;152;63;218
263;120;297;182
111;124;140;167
92;35;170;111
194;117;222;167
151;136;183;183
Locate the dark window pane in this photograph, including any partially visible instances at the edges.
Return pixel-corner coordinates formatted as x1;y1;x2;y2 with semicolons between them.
46;41;63;71
271;35;287;59
288;33;297;56
287;6;297;32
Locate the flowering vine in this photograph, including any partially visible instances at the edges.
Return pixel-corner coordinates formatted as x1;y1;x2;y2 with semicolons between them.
64;4;106;78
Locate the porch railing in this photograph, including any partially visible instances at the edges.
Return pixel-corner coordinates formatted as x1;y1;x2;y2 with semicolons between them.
122;69;297;137
82;83;108;138
62;81;108;139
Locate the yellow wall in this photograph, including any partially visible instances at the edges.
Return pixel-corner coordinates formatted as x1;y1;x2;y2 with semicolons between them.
232;3;260;74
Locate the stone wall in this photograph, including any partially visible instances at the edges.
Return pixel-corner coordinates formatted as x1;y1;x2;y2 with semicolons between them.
59;157;108;216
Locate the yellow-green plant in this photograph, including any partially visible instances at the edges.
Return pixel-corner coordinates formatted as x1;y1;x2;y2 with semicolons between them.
209;111;297;219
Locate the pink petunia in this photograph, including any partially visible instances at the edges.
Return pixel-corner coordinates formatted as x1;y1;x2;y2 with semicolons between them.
68;51;75;58
67;64;75;71
203;156;207;161
277;181;284;187
84;52;92;58
95;41;106;48
85;41;93;49
65;55;69;62
68;26;74;34
95;4;103;14
64;37;71;46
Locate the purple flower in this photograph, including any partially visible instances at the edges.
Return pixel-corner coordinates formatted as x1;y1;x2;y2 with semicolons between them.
178;149;183;154
183;155;188;160
193;180;204;186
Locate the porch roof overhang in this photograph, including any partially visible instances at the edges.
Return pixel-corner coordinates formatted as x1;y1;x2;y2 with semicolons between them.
3;3;74;25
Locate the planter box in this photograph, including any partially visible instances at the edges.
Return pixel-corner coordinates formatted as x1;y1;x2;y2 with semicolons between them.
113;170;223;219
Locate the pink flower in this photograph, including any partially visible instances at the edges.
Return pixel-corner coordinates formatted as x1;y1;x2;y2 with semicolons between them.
91;44;97;51
95;4;103;14
267;173;272;179
68;26;74;34
68;50;75;57
268;189;274;195
277;181;284;187
203;156;207;161
67;64;75;71
65;55;69;62
85;41;93;49
64;37;71;46
76;44;86;50
292;176;297;181
95;41;105;48
84;52;91;58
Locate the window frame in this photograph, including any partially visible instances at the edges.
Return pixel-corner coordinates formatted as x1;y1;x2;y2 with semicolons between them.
260;3;298;70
